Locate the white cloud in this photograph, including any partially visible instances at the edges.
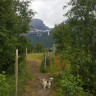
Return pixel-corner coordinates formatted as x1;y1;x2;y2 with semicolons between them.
31;0;70;28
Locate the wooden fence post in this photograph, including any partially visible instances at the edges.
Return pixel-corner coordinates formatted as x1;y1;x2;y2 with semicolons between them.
48;48;49;57
52;44;56;57
49;52;52;70
44;49;47;69
15;49;18;96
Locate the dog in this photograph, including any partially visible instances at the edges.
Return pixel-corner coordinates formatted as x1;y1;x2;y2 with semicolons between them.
42;78;53;90
42;79;48;90
47;80;51;89
49;77;53;83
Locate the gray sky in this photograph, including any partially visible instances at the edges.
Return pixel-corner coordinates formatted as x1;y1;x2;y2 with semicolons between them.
31;0;70;28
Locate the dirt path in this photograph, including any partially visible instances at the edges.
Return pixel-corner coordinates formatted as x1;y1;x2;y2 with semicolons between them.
21;53;53;96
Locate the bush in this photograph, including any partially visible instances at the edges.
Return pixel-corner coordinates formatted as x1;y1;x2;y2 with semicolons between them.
57;71;93;96
0;59;26;96
0;73;10;96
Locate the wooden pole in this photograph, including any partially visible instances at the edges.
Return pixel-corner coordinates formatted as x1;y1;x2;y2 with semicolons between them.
26;48;27;65
15;49;18;96
47;48;48;57
44;49;46;69
49;52;52;70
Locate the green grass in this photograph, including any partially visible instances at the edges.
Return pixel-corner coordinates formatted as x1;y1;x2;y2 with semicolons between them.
26;60;34;80
0;53;44;96
26;73;34;80
0;59;26;96
40;56;60;73
27;53;44;61
40;62;47;73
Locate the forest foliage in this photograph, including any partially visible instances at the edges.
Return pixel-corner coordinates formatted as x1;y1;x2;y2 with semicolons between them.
52;0;96;95
0;0;34;95
0;0;34;72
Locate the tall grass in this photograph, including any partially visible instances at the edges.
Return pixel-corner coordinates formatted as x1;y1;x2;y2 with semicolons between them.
40;55;60;73
0;58;26;96
0;53;44;96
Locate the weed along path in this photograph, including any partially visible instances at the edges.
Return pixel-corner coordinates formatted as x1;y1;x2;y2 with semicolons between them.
21;53;54;96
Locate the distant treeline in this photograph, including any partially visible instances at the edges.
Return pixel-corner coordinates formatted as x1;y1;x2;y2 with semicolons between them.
26;31;54;48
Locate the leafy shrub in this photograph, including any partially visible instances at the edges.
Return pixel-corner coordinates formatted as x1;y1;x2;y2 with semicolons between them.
0;73;10;96
0;60;26;96
57;71;93;96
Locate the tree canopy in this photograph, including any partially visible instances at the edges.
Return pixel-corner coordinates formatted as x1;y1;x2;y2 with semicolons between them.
52;0;96;95
0;0;35;72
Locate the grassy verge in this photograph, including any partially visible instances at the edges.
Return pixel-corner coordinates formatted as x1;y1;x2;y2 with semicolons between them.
0;53;44;96
40;55;60;73
27;53;44;61
27;53;44;68
0;56;26;96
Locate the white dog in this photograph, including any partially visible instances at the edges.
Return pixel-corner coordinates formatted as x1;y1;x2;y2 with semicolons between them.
42;78;53;90
42;79;48;90
47;81;51;89
49;77;53;83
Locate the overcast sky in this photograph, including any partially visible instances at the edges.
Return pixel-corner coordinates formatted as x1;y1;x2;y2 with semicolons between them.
31;0;70;28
